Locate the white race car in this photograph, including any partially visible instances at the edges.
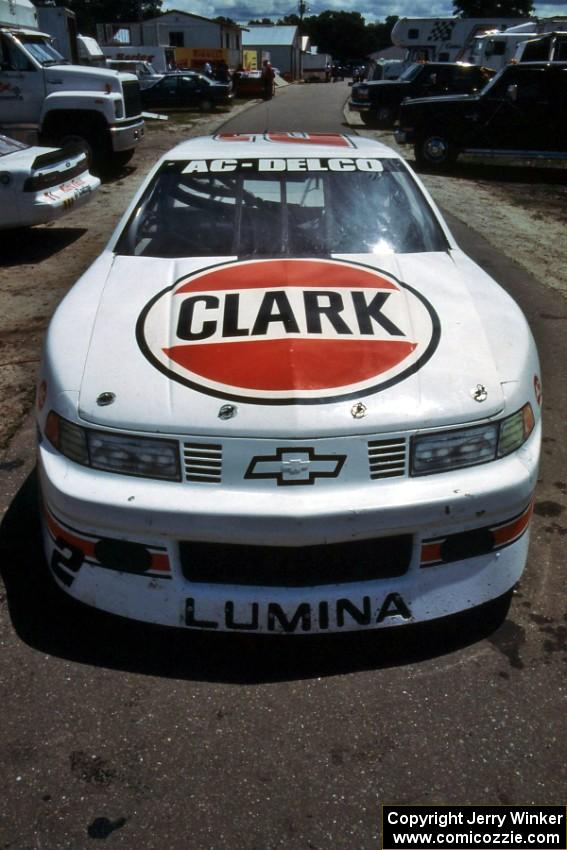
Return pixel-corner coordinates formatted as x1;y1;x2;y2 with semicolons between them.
0;135;100;230
36;132;541;634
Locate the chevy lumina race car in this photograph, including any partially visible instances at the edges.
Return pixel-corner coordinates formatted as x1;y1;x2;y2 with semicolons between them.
0;135;99;230
36;132;541;634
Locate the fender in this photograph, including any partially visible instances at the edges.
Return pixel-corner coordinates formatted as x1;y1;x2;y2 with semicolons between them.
41;91;118;126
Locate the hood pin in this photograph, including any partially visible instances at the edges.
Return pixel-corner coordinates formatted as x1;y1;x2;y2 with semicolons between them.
219;404;237;420
351;402;367;419
472;384;488;403
96;392;116;406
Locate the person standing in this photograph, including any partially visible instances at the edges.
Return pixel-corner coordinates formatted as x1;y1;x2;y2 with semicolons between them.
261;59;275;99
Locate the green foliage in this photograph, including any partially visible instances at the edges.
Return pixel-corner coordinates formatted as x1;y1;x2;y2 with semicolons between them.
248;18;275;25
302;11;399;59
64;0;163;35
452;0;533;15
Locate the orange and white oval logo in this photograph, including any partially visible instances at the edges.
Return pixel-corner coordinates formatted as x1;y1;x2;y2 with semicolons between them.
137;258;440;404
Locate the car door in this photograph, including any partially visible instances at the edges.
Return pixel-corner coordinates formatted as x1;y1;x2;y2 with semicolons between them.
178;75;204;107
471;67;552;152
144;75;179;107
0;33;45;125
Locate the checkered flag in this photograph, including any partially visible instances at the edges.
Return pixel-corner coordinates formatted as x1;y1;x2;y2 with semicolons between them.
428;20;455;41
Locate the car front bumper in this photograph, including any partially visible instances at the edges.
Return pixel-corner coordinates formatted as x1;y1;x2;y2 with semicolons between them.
37;423;540;634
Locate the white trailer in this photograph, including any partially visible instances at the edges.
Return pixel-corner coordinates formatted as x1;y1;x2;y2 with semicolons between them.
466;18;567;69
0;0;144;170
302;50;331;82
391;16;529;65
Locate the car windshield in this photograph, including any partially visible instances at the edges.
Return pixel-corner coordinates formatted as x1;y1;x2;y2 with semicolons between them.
399;64;422;82
115;158;448;258
17;35;66;66
0;134;28;156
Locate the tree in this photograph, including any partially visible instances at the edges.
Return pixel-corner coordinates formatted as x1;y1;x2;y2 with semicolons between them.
453;0;533;15
277;14;300;25
63;0;163;35
248;18;274;25
214;16;237;26
302;11;375;59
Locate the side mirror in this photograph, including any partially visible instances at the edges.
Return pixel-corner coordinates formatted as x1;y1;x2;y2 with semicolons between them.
506;83;518;102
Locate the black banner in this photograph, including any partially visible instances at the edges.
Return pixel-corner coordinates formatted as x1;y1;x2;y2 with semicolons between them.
382;805;567;850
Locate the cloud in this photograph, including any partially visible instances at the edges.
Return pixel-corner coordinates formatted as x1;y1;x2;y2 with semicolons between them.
164;0;564;24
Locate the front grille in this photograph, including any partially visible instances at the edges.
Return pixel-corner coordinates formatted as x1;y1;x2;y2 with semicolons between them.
122;80;142;117
179;535;412;586
183;442;222;483
368;438;407;479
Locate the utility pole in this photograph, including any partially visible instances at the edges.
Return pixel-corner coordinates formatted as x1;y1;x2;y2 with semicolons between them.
298;0;308;80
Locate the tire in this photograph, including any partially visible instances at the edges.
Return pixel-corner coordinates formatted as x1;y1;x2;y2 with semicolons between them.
375;106;393;128
414;131;457;170
200;98;213;112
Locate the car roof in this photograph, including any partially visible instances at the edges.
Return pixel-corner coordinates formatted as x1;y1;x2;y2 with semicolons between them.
162;133;403;161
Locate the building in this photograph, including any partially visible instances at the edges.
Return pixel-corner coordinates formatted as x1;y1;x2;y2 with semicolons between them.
242;25;301;79
97;9;244;72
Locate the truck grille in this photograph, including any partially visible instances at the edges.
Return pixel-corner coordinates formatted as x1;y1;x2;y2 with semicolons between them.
368;438;407;479
122;80;142;117
179;535;412;586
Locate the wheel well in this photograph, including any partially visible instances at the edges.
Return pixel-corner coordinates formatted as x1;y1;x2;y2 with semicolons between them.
41;110;108;141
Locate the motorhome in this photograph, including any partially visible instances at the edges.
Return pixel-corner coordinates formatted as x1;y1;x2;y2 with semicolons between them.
391;17;529;65
466;18;567;69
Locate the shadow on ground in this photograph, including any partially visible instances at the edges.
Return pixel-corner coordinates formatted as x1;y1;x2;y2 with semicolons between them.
0;227;88;266
0;470;511;684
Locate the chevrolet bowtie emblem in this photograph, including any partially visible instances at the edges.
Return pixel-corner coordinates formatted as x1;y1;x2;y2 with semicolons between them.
245;447;346;486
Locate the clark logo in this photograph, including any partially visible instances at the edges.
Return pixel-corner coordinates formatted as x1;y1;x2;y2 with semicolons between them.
137;258;440;405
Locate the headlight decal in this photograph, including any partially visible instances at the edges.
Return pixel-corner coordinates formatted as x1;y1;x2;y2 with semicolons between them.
420;498;534;568
411;403;536;476
44;505;172;587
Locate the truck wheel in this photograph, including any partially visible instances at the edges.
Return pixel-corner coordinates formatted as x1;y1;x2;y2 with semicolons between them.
200;98;213;112
375;106;393;128
414;132;457;170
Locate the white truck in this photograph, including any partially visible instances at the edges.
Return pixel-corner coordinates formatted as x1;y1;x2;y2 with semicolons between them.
466;18;567;69
391;16;529;65
0;0;144;171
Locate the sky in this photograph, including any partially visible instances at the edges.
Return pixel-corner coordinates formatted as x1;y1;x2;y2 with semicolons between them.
164;0;567;25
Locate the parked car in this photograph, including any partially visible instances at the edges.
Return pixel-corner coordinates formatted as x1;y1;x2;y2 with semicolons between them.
395;61;567;169
350;62;495;127
106;59;164;90
141;72;233;111
37;132;541;634
0;134;100;230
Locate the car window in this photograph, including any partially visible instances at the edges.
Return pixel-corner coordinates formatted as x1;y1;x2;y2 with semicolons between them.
115;160;448;259
0;133;28;156
155;76;177;92
0;34;35;71
15;35;65;67
179;76;201;90
399;64;422;82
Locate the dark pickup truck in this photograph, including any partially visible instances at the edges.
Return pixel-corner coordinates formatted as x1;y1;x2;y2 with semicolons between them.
349;62;493;127
395;62;567;169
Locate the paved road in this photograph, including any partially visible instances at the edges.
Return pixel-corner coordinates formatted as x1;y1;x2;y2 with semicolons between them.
0;82;565;850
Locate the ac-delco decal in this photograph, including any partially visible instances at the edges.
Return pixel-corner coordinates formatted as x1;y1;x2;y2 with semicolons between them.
182;158;383;173
137;258;440;405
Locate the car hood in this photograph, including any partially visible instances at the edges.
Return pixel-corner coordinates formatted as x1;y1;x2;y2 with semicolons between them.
78;252;506;438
